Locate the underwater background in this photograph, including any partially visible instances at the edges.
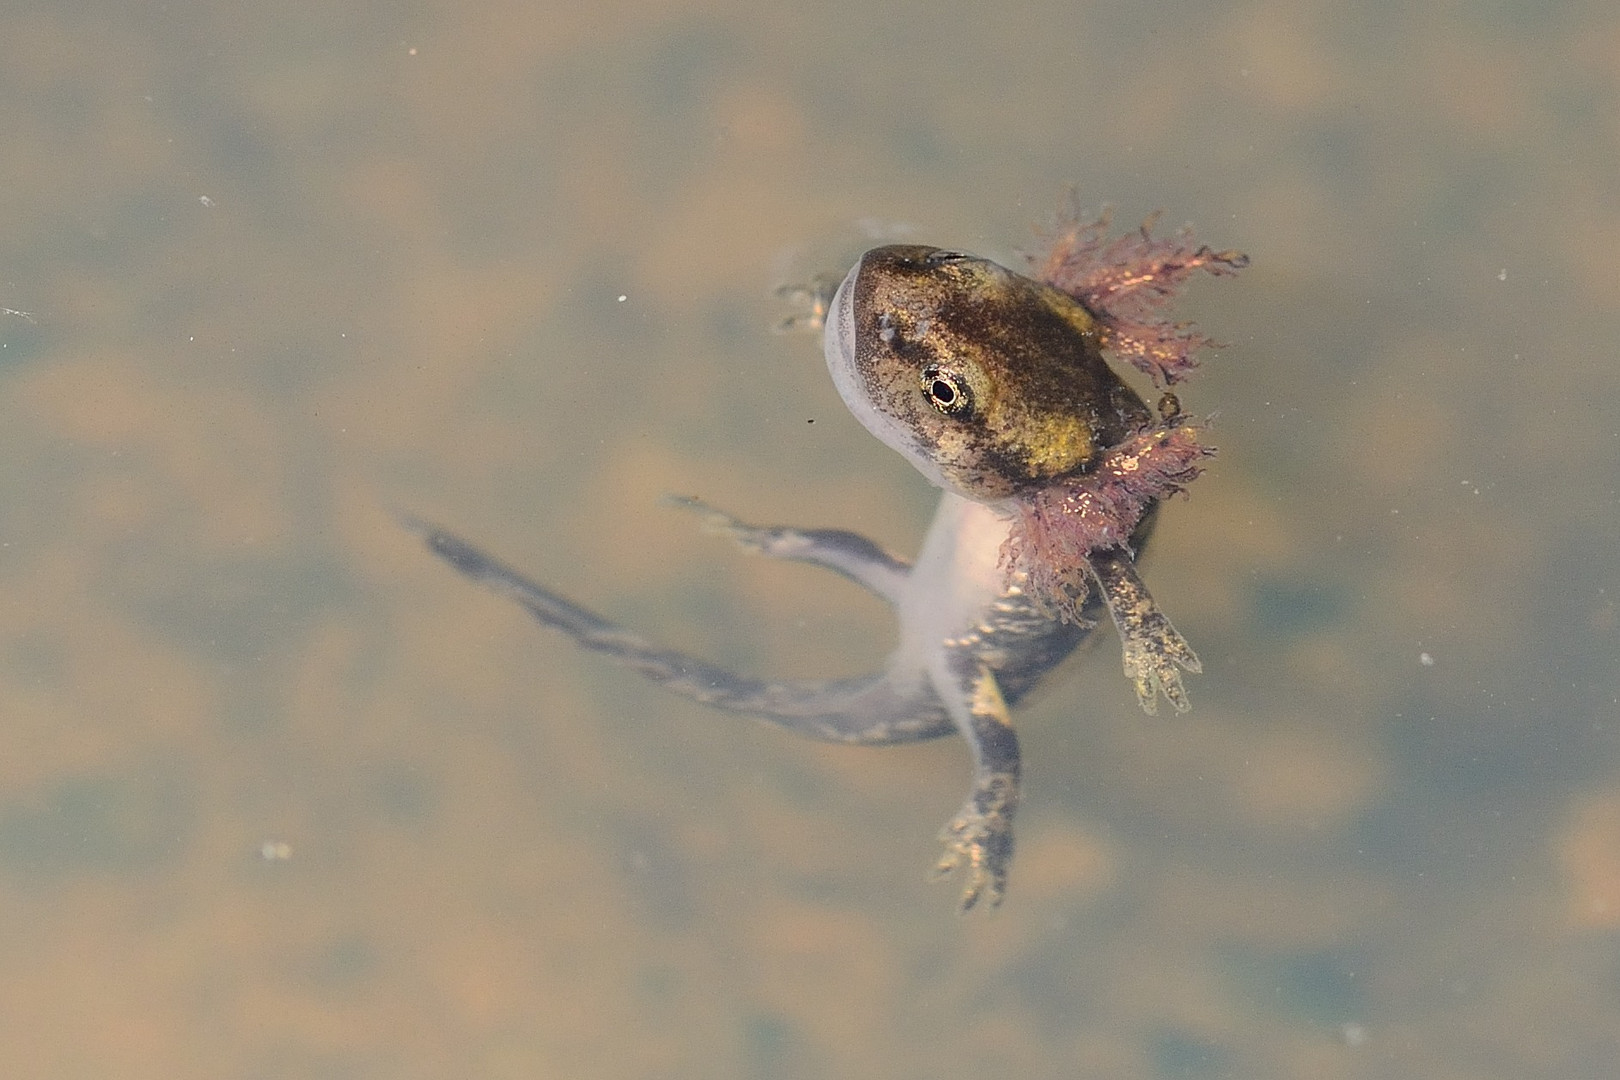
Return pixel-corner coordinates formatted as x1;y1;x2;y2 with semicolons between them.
1;0;1618;1076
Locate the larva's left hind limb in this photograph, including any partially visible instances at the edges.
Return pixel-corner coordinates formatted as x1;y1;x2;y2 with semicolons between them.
930;650;1021;911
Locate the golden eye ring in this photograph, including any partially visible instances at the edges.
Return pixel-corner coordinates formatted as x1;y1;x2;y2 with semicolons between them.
921;364;973;417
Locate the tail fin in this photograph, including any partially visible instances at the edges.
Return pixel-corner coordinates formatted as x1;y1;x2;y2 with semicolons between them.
402;516;953;746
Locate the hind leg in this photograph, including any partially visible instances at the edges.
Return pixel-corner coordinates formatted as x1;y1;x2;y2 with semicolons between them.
930;649;1021;912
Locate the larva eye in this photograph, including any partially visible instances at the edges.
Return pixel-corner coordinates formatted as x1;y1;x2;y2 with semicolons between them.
921;364;973;417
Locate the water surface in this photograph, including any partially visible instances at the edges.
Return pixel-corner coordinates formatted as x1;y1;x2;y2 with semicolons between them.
1;0;1617;1077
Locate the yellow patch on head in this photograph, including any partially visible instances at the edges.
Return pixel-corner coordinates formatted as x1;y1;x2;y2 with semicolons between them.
1008;412;1096;478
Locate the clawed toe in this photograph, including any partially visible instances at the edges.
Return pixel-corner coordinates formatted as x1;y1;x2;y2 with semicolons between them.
1120;617;1200;715
933;805;1014;912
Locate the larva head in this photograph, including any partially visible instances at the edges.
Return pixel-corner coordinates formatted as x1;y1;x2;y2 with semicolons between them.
824;245;1152;501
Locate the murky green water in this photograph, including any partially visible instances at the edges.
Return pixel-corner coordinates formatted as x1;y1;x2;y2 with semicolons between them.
1;0;1618;1076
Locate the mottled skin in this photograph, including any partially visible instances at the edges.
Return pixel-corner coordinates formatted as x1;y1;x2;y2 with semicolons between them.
826;246;1152;499
411;244;1195;910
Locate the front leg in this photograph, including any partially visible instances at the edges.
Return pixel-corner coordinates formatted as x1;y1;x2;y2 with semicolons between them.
1086;545;1201;714
667;495;911;603
931;651;1021;911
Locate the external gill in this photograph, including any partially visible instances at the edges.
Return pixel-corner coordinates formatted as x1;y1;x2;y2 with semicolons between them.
998;419;1212;713
774;274;842;334
1030;203;1249;386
